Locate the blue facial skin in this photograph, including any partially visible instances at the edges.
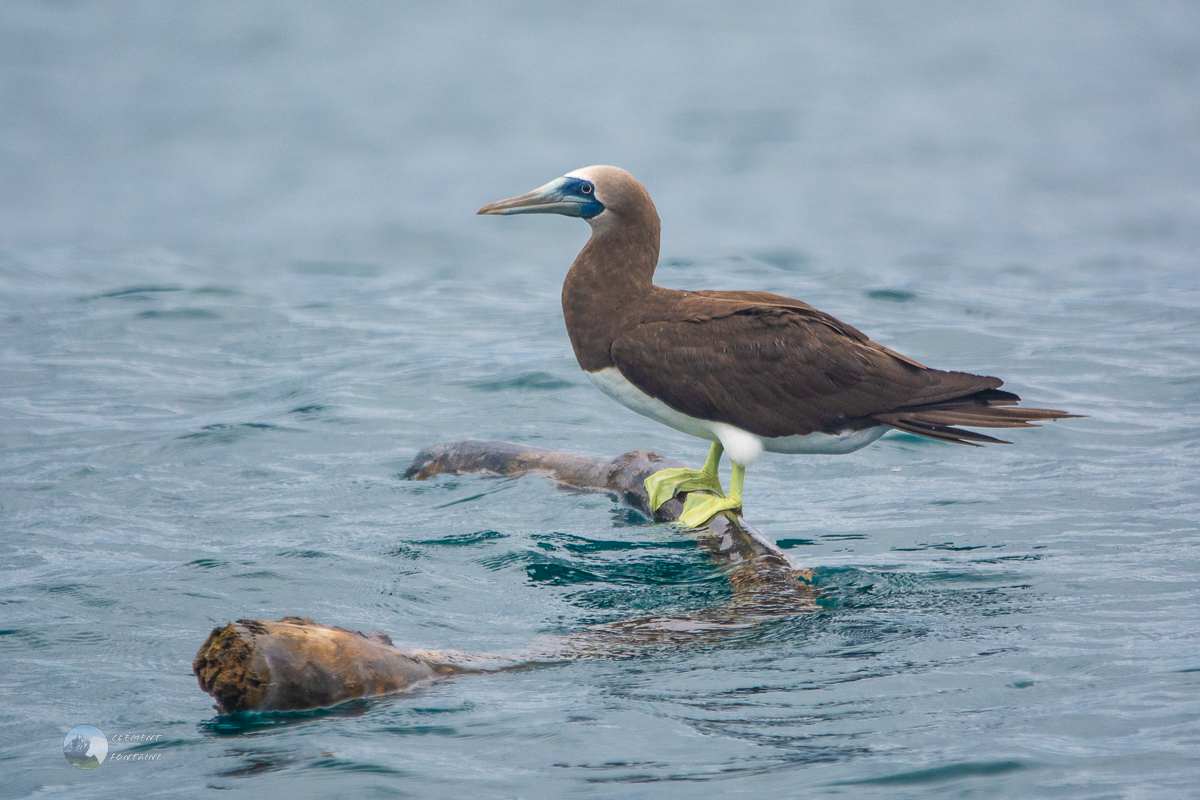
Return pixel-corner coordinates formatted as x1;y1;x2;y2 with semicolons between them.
558;177;605;219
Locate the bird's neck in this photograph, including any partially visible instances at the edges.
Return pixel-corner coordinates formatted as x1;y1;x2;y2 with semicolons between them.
561;214;660;372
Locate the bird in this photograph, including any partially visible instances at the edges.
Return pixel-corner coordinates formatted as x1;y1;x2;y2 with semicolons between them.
478;166;1078;528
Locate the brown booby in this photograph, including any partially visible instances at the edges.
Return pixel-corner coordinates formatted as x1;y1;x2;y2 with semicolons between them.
478;166;1078;528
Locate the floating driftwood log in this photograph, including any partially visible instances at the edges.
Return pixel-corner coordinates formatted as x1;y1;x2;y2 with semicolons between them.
194;440;816;713
405;440;814;607
193;617;515;714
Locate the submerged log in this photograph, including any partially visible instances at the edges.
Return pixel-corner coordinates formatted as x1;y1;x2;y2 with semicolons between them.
195;441;816;714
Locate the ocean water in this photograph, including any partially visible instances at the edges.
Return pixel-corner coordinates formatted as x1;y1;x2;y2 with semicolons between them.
2;2;1199;797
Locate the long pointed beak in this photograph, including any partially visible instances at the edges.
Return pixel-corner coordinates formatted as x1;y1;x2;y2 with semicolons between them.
477;177;581;216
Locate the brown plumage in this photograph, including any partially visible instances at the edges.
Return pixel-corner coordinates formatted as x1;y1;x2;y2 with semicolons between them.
480;165;1077;452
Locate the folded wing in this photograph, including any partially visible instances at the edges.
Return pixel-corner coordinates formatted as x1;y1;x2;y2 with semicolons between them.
610;302;1075;445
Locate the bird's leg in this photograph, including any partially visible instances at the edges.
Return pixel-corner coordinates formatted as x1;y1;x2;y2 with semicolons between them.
676;461;744;529
644;442;726;511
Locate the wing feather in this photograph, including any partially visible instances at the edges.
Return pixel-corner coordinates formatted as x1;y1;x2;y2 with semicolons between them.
610;307;998;439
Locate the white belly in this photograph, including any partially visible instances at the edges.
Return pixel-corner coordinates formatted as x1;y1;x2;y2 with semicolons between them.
585;367;889;467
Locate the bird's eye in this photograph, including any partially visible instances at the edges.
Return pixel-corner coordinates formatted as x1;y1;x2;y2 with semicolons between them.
580;183;593;194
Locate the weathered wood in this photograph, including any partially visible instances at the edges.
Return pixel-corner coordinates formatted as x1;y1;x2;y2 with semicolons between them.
193;617;515;714
195;441;817;714
406;440;814;606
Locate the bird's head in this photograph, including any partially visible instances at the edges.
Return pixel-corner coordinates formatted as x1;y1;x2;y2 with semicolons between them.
477;166;657;235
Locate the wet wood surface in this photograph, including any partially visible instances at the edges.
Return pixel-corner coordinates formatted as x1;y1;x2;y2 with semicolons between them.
195;441;817;713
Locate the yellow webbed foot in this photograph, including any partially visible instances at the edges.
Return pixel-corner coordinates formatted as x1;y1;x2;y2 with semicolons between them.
644;467;724;511
676;492;743;529
643;442;727;511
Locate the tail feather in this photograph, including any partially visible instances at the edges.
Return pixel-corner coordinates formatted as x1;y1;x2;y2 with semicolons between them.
873;389;1081;447
878;417;1011;446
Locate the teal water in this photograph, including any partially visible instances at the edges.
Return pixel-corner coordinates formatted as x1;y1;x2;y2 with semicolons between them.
2;3;1199;797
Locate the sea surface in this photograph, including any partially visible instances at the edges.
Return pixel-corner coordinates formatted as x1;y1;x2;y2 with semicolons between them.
2;2;1199;797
